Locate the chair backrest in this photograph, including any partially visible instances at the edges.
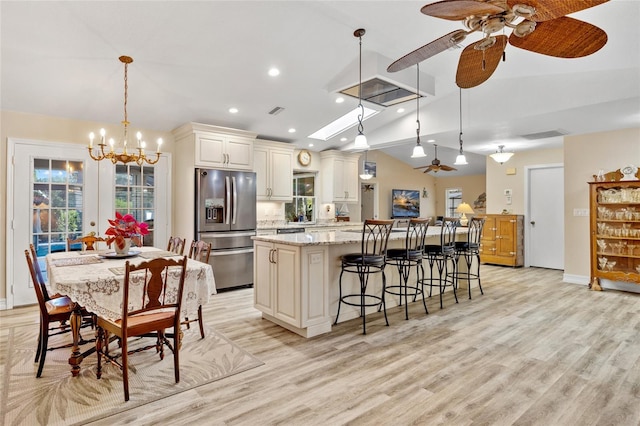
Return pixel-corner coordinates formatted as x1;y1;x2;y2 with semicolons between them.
120;256;188;331
24;248;49;314
29;243;53;301
67;232;106;251
360;219;395;256
440;217;459;252
189;240;212;263
405;218;430;254
166;236;186;255
467;217;485;246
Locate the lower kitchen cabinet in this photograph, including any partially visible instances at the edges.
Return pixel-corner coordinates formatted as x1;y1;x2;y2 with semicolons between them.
477;214;524;267
253;240;331;337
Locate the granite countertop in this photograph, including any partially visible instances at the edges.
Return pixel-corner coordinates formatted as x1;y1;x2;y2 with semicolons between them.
252;227;465;247
256;221;363;231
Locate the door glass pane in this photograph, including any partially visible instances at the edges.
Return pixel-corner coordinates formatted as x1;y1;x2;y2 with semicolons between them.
115;164;156;246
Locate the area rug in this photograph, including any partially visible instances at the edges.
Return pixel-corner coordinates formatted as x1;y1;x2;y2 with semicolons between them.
0;324;263;426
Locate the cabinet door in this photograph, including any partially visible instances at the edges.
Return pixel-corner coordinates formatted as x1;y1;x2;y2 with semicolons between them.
496;217;516;257
269;149;293;200
254;147;269;200
196;134;226;167
332;157;347;201
226;137;253;170
273;244;300;326
343;156;359;202
254;241;274;315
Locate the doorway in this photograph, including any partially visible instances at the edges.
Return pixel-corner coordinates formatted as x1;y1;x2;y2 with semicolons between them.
360;182;377;220
526;164;564;269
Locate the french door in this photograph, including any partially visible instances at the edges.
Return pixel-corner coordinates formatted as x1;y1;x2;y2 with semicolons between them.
7;138;170;307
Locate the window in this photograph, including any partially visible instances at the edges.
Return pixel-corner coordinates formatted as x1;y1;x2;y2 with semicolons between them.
445;188;462;217
285;173;316;223
115;164;156;246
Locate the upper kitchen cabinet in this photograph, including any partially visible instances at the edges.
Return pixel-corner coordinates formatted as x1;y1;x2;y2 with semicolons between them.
320;150;360;203
254;140;294;201
172;122;257;170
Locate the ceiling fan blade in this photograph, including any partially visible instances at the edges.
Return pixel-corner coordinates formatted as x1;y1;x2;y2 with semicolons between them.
456;35;507;88
388;30;467;72
421;0;505;21
509;16;607;58
414;165;430;169
507;0;609;22
423;166;436;173
439;164;458;171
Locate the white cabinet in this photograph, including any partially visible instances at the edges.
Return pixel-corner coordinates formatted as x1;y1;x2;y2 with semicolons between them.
320;150;360;203
254;140;294;201
173;122;257;171
253;240;331;337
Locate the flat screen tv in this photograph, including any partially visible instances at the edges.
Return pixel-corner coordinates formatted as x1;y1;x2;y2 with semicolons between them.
391;189;420;218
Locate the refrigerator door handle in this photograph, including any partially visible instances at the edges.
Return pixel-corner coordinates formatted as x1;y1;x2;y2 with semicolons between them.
225;175;231;225
232;176;238;225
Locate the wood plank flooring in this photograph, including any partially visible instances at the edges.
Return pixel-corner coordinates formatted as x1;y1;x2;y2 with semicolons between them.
3;265;640;425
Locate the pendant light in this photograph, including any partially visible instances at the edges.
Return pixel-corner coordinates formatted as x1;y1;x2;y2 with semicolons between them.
411;64;426;158
359;150;373;180
454;87;468;165
353;28;369;149
490;145;514;164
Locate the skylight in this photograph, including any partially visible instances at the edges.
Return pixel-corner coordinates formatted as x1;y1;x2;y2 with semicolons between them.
308;106;379;141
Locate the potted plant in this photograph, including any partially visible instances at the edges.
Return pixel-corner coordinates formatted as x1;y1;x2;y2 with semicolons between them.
105;212;149;254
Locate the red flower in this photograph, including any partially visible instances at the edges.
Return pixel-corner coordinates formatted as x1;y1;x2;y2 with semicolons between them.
105;212;149;248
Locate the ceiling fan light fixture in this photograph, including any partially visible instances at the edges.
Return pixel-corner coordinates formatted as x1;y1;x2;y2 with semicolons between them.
490;145;514;164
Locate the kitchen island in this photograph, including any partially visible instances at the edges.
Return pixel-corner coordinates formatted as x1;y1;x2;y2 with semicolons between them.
252;227;468;337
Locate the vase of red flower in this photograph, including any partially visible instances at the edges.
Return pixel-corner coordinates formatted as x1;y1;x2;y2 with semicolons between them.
105;212;149;254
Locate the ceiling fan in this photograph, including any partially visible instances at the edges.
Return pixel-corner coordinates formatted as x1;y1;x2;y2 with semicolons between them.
414;144;457;173
387;0;610;88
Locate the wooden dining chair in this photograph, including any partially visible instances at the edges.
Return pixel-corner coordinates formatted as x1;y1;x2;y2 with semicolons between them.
67;232;106;251
24;248;93;377
182;240;212;338
166;236;186;255
95;256;188;402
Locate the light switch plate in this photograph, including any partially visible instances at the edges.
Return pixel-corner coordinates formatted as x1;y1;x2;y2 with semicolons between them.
504;189;512;196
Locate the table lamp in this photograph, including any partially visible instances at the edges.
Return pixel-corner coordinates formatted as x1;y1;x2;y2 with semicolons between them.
456;202;474;226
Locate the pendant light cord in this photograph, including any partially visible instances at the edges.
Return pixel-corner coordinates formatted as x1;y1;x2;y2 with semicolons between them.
416;64;421;143
458;87;463;153
357;29;365;135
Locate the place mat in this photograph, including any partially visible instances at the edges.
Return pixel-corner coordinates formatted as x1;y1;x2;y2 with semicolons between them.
51;256;103;267
1;323;263;426
109;267;125;276
139;250;183;259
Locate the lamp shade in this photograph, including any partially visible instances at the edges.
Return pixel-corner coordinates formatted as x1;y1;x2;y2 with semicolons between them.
354;133;369;149
456;202;474;215
411;144;426;158
454;153;468;165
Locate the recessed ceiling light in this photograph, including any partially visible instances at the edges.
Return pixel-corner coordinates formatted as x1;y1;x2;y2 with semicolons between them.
308;143;314;147
397;108;405;113
335;97;344;104
427;139;435;143
268;68;280;77
288;128;296;133
340;137;347;142
229;107;239;114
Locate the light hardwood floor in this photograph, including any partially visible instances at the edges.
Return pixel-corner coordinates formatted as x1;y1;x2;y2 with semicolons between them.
3;265;640;425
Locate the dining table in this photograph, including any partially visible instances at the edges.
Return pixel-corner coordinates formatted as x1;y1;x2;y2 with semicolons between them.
46;246;216;376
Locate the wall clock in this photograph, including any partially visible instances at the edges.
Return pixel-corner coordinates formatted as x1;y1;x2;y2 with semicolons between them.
297;149;311;166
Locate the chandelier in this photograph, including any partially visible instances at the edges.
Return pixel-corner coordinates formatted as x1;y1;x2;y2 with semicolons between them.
490;145;514;164
88;56;162;165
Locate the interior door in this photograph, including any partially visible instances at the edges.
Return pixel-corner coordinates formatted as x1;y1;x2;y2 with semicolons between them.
9;140;100;306
528;166;564;269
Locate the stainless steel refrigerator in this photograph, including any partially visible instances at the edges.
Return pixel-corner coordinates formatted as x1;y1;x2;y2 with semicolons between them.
195;168;256;290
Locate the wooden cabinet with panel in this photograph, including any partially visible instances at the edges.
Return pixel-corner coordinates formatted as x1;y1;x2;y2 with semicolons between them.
320;150;360;203
254;140;294;201
589;169;640;289
477;214;524;266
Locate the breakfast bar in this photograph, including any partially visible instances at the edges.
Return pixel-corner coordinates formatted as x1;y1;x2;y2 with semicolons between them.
253;227;469;337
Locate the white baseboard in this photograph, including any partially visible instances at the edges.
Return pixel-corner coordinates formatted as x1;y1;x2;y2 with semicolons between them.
563;274;589;285
0;299;6;310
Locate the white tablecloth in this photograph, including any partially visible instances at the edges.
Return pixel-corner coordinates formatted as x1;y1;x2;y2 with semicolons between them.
46;247;216;321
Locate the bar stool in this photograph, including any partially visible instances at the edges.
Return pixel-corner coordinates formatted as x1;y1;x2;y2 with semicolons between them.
384;218;430;320
334;219;394;334
420;217;458;309
450;217;485;299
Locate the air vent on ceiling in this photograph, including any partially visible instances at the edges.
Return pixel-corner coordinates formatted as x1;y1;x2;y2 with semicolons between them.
520;130;567;140
268;106;285;115
339;77;420;107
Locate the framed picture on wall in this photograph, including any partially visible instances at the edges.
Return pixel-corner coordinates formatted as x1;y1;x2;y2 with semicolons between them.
364;161;376;177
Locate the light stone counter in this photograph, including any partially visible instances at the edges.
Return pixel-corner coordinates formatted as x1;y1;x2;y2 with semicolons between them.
253;227;471;338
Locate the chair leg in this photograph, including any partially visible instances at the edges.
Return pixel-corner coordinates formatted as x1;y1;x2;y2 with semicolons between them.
417;263;428;315
122;336;129;402
34;319;43;363
334;268;345;325
476;253;484;295
381;270;389;327
450;256;459;304
36;321;48;378
96;326;104;379
174;324;180;384
359;265;366;335
197;305;205;339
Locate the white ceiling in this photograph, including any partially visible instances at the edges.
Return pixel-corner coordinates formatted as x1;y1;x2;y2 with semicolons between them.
2;1;639;176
